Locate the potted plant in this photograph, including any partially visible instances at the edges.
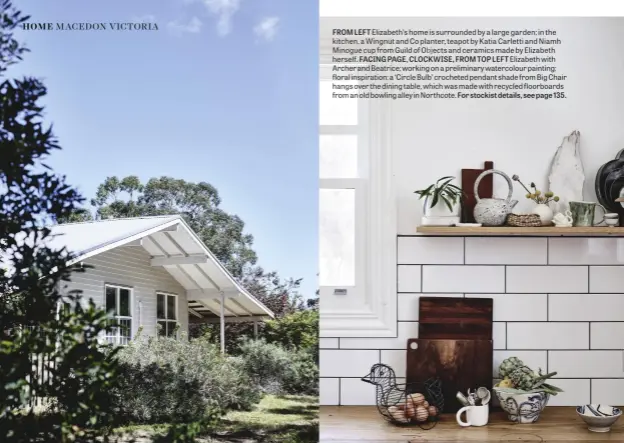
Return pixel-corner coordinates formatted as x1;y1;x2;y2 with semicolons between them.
415;176;463;226
512;175;560;226
494;357;563;424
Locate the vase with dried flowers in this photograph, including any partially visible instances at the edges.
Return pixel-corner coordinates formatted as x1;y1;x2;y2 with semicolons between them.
512;175;560;226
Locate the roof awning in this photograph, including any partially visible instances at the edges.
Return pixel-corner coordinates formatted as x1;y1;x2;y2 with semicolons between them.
42;215;274;320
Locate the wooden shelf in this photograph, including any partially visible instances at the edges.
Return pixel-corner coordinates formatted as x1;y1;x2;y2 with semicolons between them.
416;226;624;236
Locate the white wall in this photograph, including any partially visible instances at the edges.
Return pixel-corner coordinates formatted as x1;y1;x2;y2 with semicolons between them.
320;17;624;406
395;17;624;233
62;245;189;338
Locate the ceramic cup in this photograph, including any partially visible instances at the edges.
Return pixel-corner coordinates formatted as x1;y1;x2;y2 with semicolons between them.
569;201;607;227
456;404;489;427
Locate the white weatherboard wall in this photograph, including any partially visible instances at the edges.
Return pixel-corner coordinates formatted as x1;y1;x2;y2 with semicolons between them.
319;17;624;406
63;245;189;337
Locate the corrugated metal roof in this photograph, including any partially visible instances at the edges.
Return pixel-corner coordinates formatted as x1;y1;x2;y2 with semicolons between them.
41;216;274;319
47;215;182;258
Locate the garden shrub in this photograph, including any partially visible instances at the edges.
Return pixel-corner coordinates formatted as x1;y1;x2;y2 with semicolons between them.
236;338;294;394
282;348;319;396
111;332;261;424
237;338;319;395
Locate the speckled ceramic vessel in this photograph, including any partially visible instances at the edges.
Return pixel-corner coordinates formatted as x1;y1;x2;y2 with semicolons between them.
473;170;518;226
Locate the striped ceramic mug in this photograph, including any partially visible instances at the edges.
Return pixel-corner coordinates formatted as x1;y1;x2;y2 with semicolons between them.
569;201;606;227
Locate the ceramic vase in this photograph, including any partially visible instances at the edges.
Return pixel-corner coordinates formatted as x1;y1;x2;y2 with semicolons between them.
532;204;554;226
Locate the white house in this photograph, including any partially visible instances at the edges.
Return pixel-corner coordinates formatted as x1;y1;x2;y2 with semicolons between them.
43;215;274;351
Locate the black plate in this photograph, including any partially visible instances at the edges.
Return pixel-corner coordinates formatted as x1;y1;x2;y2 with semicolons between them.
608;174;624;215
597;159;624;211
595;162;609;208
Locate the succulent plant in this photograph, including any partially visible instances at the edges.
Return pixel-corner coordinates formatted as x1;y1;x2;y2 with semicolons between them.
498;357;524;378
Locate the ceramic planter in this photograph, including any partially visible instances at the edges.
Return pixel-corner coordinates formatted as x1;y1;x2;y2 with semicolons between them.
494;389;549;424
421;196;459;226
532;204;554;226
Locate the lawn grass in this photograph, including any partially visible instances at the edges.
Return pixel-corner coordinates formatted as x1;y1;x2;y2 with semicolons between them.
112;394;318;443
214;394;318;443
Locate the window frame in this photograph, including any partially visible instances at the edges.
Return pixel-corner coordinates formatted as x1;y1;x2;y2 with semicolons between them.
104;284;133;345
156;292;178;337
319;63;397;338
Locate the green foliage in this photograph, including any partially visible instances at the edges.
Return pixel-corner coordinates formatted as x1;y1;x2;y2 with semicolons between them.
414;176;463;211
88;175;257;277
263;310;319;356
237;339;318;396
236;339;293;394
282;349;319;396
0;2;119;441
112;332;261;425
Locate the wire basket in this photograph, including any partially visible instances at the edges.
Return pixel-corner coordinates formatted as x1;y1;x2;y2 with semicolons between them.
507;213;542;227
362;364;444;429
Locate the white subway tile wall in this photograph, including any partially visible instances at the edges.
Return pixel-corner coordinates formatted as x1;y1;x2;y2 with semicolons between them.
320;237;624;406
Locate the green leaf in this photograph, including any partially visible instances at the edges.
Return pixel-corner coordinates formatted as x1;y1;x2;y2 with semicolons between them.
438;177;454;189
441;195;454;212
430;188;440;208
436;176;454;184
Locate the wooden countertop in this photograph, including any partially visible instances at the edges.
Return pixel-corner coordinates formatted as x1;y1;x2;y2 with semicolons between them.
321;406;624;442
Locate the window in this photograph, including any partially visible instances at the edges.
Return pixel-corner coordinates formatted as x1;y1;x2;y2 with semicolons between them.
105;285;132;345
319;62;397;338
157;293;178;337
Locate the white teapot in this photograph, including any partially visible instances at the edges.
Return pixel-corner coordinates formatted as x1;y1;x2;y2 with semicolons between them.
552;210;573;227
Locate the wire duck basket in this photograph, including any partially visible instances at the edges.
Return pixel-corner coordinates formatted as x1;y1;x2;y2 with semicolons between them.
362;363;444;429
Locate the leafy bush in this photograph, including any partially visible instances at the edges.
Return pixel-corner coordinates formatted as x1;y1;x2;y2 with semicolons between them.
282;349;319;396
237;339;318;396
236;338;293;394
111;332;261;424
263;310;319;359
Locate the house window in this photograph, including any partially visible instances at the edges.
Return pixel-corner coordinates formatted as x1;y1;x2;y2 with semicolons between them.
157;293;177;337
319;63;368;308
318;61;397;338
105;285;132;345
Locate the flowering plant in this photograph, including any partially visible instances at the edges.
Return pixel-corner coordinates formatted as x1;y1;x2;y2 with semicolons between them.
512;175;560;205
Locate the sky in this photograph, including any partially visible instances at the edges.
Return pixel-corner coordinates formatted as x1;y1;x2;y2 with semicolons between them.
14;0;318;299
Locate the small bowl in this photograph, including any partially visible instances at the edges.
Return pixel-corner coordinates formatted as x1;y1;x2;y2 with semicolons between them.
576;405;622;432
493;388;549;423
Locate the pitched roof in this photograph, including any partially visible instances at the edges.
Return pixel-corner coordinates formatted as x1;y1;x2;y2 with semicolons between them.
47;215;274;319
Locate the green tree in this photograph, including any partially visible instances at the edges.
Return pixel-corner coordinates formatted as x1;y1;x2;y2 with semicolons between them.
263;310;319;355
90;175;257;277
0;3;118;440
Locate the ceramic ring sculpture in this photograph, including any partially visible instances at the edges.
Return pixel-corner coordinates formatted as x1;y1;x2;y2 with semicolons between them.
473;169;518;226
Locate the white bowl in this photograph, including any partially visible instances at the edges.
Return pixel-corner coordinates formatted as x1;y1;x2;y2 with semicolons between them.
576;405;622;432
493;388;549;423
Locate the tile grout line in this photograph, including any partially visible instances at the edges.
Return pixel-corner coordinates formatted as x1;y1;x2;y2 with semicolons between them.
338;377;341;406
505;321;508;349
589;378;592;404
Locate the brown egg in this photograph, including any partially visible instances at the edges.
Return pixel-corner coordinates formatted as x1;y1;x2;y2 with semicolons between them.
388;406;409;423
404;399;416;418
415;405;429;422
428;406;438;417
408;393;425;406
422;400;430;409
